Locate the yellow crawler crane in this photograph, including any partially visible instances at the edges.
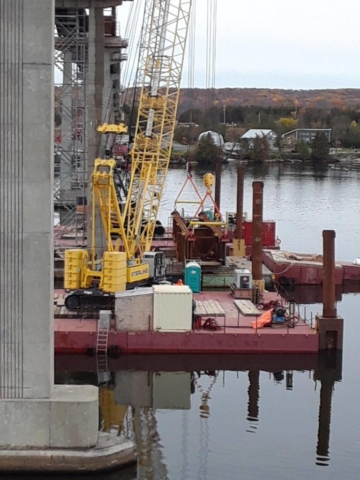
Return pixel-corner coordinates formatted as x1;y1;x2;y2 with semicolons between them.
64;0;193;310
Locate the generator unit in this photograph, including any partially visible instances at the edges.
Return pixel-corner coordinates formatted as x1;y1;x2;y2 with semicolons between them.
272;306;287;324
142;251;166;280
234;269;253;289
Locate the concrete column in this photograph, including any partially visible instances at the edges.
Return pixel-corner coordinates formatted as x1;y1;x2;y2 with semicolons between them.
0;0;54;399
103;49;114;125
251;181;264;291
60;50;73;201
0;0;135;466
87;7;105;258
233;166;245;257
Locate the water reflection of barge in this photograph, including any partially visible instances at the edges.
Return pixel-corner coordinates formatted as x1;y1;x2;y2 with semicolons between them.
56;351;342;468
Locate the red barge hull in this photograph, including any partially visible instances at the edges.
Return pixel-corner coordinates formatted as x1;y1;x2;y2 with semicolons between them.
54;326;318;354
54;291;318;355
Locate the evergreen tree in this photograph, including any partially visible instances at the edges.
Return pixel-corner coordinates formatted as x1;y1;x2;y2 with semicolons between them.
194;133;222;165
297;141;311;160
311;133;330;161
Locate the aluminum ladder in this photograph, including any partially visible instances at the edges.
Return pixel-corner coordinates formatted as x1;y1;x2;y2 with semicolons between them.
97;310;111;385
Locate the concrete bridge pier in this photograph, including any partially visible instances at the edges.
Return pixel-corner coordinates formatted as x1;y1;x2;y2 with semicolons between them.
0;0;135;471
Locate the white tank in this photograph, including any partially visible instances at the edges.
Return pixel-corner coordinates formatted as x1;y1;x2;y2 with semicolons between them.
198;130;224;147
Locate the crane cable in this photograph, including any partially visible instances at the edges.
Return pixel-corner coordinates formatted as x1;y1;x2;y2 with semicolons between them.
121;0;144;107
117;0;146;180
205;0;217;111
187;0;196;122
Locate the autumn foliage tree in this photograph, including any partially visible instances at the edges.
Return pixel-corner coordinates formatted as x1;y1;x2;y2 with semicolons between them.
275;117;299;133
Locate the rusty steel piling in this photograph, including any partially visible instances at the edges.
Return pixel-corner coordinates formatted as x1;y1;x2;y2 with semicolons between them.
322;230;337;318
316;230;344;350
235;166;244;240
215;160;221;211
232;166;246;256
251;181;264;289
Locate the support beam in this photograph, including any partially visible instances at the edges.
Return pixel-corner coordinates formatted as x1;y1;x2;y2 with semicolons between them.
56;0;126;7
251;181;264;291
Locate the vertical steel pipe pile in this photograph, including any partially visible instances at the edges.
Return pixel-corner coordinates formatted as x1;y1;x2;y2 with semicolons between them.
252;181;264;281
215;160;221;210
235;166;244;239
323;230;337;318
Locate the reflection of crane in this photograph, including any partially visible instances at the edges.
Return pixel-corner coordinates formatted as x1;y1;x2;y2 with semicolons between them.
194;370;218;418
194;371;218;480
132;407;169;480
99;387;128;436
64;0;193;309
98;387;168;479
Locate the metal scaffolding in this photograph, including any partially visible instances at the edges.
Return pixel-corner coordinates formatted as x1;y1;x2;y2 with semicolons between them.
54;5;130;244
54;6;88;239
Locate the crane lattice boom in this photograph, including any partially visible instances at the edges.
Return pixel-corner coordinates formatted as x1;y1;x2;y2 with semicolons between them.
123;0;193;259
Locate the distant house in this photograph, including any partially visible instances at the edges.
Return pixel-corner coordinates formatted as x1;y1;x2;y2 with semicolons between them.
282;128;332;145
240;129;278;150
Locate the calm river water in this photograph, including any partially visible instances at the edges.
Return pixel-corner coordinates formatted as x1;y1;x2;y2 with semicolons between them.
56;163;360;480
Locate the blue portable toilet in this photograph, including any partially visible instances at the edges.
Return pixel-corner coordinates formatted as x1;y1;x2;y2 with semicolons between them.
185;261;202;293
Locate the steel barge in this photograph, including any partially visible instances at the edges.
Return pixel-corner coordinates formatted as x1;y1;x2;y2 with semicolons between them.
54;289;318;355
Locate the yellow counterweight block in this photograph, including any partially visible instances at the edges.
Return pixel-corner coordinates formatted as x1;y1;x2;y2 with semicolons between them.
102;252;127;293
64;249;88;290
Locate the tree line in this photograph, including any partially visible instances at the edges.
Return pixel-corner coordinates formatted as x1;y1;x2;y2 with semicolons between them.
175;105;360;148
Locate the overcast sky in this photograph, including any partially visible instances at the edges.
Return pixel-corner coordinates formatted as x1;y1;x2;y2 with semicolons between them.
119;0;360;90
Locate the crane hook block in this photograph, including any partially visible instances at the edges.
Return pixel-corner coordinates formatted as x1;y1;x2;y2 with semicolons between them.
97;123;128;134
203;173;214;189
